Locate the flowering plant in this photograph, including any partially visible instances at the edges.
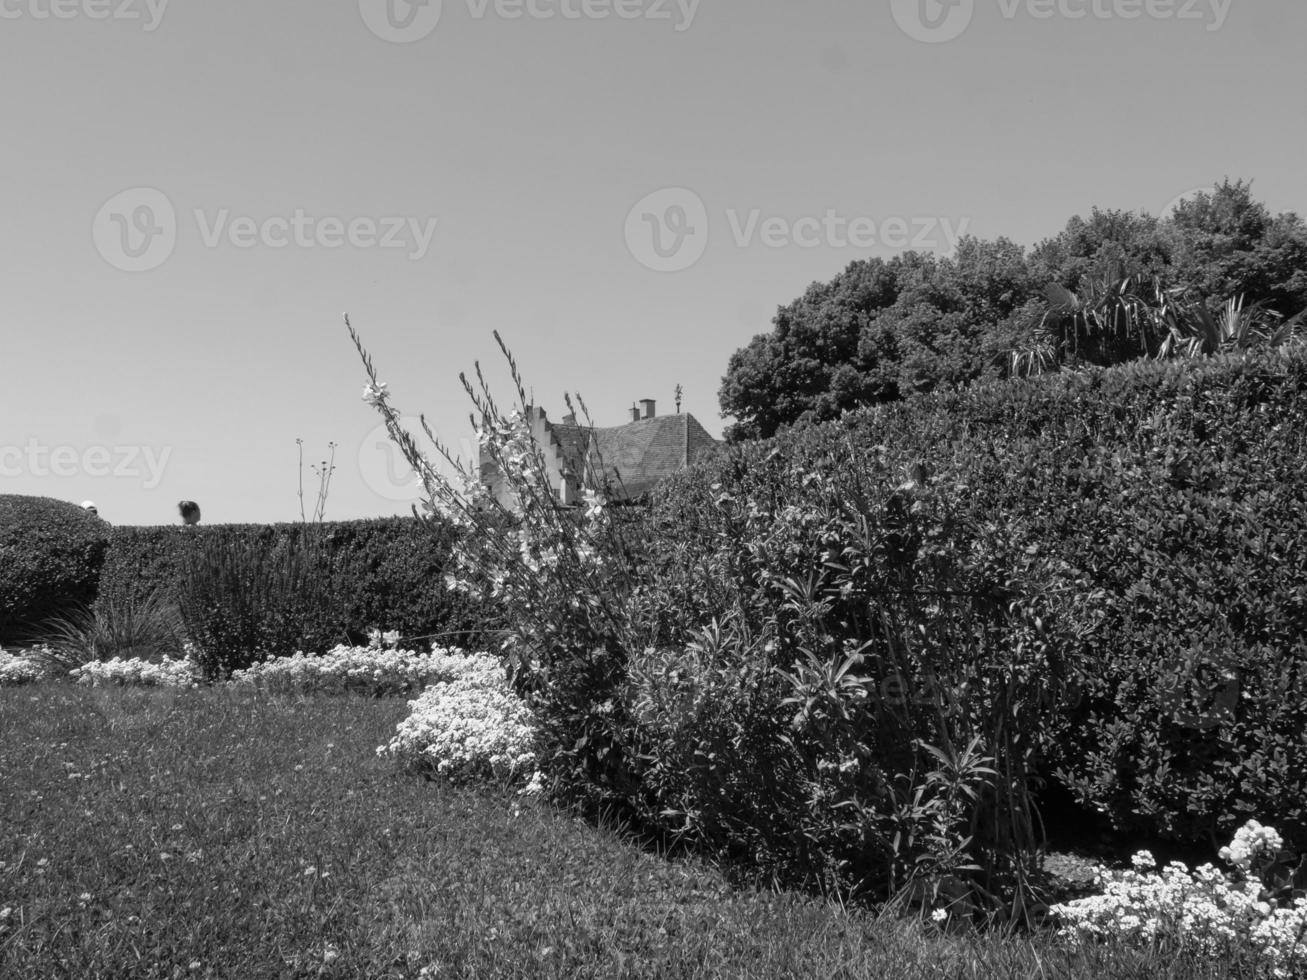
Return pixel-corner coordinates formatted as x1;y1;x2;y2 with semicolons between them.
377;651;538;784
1053;819;1307;977
349;319;645;806
230;641;488;697
0;649;49;686
71;656;200;689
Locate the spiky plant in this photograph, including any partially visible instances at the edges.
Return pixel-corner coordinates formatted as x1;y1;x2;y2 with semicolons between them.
35;590;187;676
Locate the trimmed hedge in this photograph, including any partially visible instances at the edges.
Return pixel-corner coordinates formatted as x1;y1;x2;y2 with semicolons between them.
689;345;1307;851
95;517;495;650
0;495;110;645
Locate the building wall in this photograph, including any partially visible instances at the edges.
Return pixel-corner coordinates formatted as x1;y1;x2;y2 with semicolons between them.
479;407;574;512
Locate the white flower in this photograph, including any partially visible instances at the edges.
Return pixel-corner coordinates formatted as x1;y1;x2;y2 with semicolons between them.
362;382;389;407
378;654;536;784
1053;819;1307;976
519;771;545;796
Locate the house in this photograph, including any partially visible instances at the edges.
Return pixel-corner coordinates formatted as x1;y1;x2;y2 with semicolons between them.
480;398;720;509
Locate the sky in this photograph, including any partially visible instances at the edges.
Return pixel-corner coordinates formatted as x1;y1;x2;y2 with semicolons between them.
2;0;1304;526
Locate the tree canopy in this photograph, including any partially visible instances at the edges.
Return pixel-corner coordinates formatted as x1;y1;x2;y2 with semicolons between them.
719;180;1307;442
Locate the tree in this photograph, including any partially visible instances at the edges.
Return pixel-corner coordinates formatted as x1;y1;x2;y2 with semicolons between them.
1167;179;1307;318
719;241;1037;441
719;180;1307;440
1030;208;1176;289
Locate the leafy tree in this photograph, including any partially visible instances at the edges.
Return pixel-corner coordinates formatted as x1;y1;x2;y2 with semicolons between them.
720;241;1037;441
720;180;1307;440
1167;179;1307;318
1030;208;1176;288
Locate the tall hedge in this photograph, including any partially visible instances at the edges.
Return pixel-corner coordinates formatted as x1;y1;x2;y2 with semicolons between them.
702;345;1307;851
0;495;110;646
95;517;494;650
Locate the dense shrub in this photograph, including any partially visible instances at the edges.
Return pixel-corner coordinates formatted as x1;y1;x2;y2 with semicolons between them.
784;345;1307;852
0;495;109;645
96;518;492;651
351;326;1086;922
352;315;1307;922
176;527;348;679
620;423;1095;915
620;343;1307;903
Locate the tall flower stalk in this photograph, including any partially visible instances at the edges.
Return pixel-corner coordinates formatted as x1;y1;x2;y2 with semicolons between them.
347;316;645;808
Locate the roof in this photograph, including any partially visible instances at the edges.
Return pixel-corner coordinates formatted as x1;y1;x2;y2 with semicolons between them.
552;413;719;500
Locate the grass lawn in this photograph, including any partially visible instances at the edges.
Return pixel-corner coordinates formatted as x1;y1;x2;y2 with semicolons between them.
0;684;1258;979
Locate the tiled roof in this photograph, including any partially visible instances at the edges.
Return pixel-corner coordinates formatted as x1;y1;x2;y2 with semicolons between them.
551;413;719;501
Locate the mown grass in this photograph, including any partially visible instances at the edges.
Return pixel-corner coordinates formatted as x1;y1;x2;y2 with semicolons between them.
0;684;1266;979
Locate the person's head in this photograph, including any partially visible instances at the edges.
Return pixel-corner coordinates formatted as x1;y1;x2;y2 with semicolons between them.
178;500;201;525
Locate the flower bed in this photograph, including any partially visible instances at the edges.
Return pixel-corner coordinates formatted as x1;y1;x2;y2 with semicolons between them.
1053;820;1307;977
70;656;200;689
0;649;49;686
377;653;537;785
229;634;490;698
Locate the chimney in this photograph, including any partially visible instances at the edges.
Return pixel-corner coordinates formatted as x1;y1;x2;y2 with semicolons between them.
562;413;576;425
640;399;656;419
630;403;640;422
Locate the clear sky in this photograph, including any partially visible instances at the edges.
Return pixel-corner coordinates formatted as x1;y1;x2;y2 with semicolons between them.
2;0;1304;526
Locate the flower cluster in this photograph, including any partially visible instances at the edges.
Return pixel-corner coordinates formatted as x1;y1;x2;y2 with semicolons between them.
230;642;483;697
1222;820;1285;874
0;649;48;686
1053;820;1307;977
366;628;403;650
377;651;538;784
71;657;201;689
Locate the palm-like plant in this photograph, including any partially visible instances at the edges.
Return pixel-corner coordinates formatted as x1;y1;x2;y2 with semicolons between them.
1009;275;1174;378
1010;272;1306;378
1157;294;1306;359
